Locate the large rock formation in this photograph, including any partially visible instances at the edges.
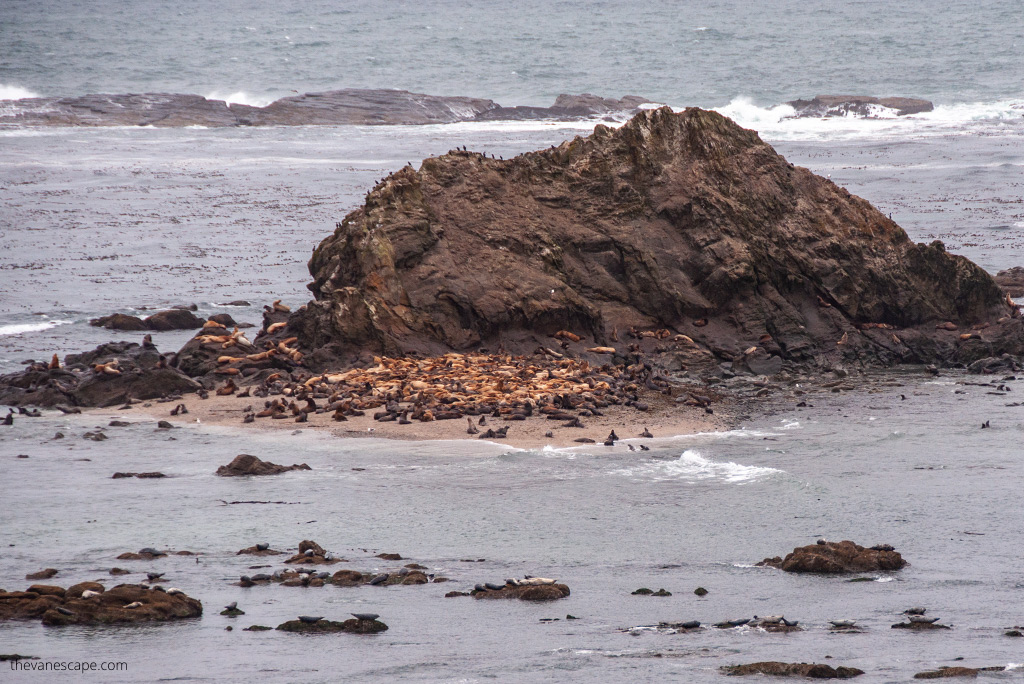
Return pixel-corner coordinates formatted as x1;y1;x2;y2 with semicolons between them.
288;107;1020;369
758;539;907;574
786;95;934;118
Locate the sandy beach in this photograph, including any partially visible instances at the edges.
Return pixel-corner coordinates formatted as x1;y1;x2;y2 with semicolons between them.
142;386;730;451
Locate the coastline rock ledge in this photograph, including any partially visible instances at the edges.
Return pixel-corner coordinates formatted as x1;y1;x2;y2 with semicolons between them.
287;106;1021;369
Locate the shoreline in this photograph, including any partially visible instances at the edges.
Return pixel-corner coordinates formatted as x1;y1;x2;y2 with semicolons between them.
133;386;733;452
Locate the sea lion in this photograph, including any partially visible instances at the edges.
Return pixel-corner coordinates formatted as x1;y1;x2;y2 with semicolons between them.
369;573;389;586
829;619;856;628
298;615;322;623
908;615;940;624
80;590;101;599
484;582;505;591
352;613;379;621
255;543;269;551
124;602;143;609
48;353;60;370
640;427;653;438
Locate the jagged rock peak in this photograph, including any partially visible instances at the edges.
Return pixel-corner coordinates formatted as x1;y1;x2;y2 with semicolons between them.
289;107;1018;368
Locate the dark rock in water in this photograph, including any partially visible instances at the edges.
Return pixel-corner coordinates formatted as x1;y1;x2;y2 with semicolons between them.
233;89;498;126
143;309;205;331
474;93;650;121
0;341;201;408
299;540;326;556
237;544;282;556
90;309;205;331
967;353;1020;375
0;93;240;127
289;107;1021;369
215;454;311;477
24;569;58;580
207;313;238;327
376;552;403;561
471;583;570;602
892;621;951;630
276;617;388;634
786;95;934;118
0;654;40;662
243;625;272;631
632;587;654;595
0;89;653;128
111;472;166;479
0;583;202;626
913;666;1005;678
721;661;864;678
694;586;709;596
994;266;1024;298
758;539;906;574
90;313;148;331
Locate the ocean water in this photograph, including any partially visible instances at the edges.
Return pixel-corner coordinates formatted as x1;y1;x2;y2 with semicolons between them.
1;1;1024;682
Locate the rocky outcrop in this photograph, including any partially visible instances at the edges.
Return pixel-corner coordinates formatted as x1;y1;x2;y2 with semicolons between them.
276;617;388;634
758;540;906;574
215;454;311;477
90;313;149;331
289;107;1019;369
475;94;650;121
0;89;650;128
995;267;1024;297
0;584;201;626
786;95;934;118
722;662;864;678
471;583;570;601
90;310;205;331
0;341;201;407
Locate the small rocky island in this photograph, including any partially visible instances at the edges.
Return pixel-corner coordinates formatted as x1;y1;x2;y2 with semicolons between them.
1;106;1021;409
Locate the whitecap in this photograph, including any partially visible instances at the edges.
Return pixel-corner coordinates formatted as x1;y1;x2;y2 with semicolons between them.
611;448;782;484
0;84;41;101
205;90;278;108
0;320;72;336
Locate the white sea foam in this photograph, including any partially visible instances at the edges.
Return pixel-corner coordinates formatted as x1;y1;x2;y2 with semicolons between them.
611;448;781;484
0;84;41;101
0;320;72;336
712;96;1024;141
204;90;277;108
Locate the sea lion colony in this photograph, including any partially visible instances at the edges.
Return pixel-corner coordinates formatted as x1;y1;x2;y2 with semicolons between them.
199;326;700;429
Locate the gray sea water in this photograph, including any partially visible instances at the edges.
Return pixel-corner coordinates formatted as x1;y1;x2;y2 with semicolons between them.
1;1;1024;682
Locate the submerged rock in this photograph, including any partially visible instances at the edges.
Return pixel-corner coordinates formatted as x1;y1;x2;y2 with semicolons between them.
722;661;864;678
215;454;311;477
290;107;1020;369
758;540;906;574
913;666;1005;678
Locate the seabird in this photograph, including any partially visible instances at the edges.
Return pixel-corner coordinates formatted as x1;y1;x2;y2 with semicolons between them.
224;601;237;610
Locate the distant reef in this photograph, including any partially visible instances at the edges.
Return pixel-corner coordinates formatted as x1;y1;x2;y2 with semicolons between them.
0;90;649;127
0;89;933;127
786;95;934;118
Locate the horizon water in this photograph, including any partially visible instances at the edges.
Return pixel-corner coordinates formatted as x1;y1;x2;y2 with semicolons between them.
1;1;1024;682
